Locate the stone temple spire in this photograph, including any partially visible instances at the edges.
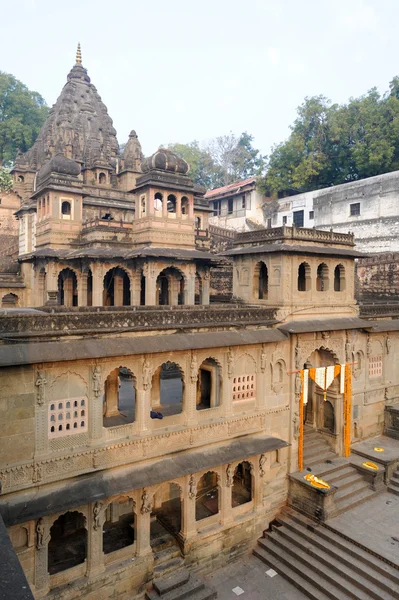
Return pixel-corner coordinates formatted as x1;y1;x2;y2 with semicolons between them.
14;45;120;173
76;43;82;65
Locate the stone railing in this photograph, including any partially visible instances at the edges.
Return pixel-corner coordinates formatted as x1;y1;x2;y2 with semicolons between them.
0;305;278;338
81;218;133;231
209;223;237;240
359;302;399;319
235;225;355;247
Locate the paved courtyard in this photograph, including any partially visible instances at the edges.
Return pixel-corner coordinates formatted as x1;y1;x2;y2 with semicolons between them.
203;553;308;600
328;491;399;566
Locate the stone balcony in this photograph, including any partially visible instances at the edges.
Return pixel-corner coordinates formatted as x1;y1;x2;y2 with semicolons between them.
235;225;355;248
0;304;278;340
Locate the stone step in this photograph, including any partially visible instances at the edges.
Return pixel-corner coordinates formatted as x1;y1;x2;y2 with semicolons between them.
389;478;399;489
154;546;181;565
391;472;399;481
260;532;385;600
147;574;206;600
154;557;185;579
335;486;375;514
153;569;190;595
254;543;351;600
388;485;399;496
281;507;399;588
303;436;332;449
304;452;337;467
304;443;332;458
334;478;370;502
268;524;395;600
325;466;363;485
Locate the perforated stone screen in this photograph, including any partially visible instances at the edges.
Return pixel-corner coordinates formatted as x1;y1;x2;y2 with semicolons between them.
49;397;88;438
232;375;256;401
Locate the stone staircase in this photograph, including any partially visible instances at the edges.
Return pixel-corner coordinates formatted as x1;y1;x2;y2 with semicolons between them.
388;466;399;496
254;507;399;600
303;428;337;467
146;568;217;600
151;526;184;580
319;461;376;514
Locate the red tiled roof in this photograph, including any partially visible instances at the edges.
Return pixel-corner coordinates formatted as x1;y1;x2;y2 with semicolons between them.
204;176;256;199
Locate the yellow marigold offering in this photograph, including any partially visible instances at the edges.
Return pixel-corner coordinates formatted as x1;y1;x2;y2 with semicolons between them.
304;474;330;489
362;461;378;470
373;447;384;452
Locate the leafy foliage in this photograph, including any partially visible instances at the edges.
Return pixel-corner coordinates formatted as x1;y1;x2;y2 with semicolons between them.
260;80;399;196
168;132;266;189
0;166;12;192
0;71;48;166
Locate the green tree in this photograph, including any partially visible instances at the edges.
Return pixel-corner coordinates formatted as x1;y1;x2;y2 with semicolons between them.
206;132;266;185
260;81;399;196
0;166;12;192
0;71;48;166
167;141;225;188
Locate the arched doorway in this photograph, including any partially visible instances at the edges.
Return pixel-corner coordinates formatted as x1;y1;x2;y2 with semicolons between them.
58;268;78;307
156;267;185;306
103;267;131;306
195;273;202;305
103;367;136;427
254;261;268;300
48;512;87;575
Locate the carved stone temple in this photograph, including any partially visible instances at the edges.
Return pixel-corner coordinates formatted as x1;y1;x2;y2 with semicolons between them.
1;46;399;600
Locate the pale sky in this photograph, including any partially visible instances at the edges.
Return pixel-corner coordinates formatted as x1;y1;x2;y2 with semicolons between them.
1;0;398;157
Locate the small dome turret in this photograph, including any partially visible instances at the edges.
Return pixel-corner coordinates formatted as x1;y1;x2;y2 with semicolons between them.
142;148;189;175
37;154;81;184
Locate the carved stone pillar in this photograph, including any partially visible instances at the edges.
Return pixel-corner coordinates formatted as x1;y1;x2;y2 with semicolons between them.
181;476;197;545
186;271;195;306
91;264;103;306
90;365;104;442
34;519;50;597
78;272;88;307
188;197;194;219
145;266;157;305
87;502;105;578
186;380;197;426
113;273;124;307
137;388;150;433
202;273;210;305
35;367;49;456
221;467;233;526
136;508;152;557
104;371;120;418
131;272;141;306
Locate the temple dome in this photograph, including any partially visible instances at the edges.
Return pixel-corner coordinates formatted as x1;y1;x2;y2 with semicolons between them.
142;148;189;175
37;154;81;184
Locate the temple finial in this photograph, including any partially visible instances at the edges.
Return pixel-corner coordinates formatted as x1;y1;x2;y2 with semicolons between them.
76;43;82;65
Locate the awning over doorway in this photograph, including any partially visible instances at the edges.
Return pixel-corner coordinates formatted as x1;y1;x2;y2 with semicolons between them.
0;434;289;526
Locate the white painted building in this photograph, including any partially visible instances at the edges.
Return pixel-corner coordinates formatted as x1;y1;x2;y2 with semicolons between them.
207;177;265;231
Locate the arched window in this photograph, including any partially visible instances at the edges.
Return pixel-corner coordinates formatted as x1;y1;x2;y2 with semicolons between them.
61;201;71;216
1;293;18;307
255;262;268;300
156;267;185;306
298;262;311;291
103;367;136;427
103;498;135;554
154;192;163;212
17;175;24;183
151;361;184;418
48;512;87;574
316;263;329;292
167;194;177;213
103;267;131;306
334;264;345;292
196;358;221;410
195;216;201;229
98;172;106;184
232;461;252;506
181;196;189;215
58;268;78;307
196;472;219;520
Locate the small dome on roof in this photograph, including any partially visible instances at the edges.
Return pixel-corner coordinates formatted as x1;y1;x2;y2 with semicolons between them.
37;154;81;183
142;148;189;175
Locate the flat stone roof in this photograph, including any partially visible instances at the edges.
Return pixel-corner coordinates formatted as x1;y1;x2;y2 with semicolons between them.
0;328;287;367
0;434;289;526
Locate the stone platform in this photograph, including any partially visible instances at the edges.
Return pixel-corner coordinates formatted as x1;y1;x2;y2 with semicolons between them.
351;434;399;481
